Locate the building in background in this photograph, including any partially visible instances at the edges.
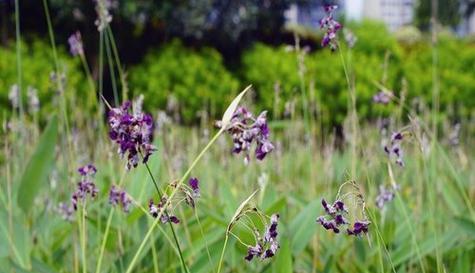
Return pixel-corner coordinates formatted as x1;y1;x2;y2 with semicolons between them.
285;0;345;29
459;2;475;35
285;0;415;32
363;0;415;31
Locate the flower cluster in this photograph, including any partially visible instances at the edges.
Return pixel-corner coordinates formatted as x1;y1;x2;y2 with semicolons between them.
148;197;180;224
108;101;156;170
316;199;348;233
384;132;405;167
373;91;393;105
68;31;84;56
148;177;201;223
347;220;370;236
245;214;280;261
58;202;74;221
320;5;342;51
317;198;370;236
109;185;132;213
94;0;113;32
375;184;398;209
218;107;274;164
71;164;99;210
188;177;200;199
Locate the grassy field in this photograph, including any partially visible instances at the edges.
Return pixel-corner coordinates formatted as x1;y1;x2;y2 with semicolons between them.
2;1;475;273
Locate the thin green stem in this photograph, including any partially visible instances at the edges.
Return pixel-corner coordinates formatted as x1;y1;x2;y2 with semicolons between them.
216;234;229;273
194;209;214;272
125;128;224;273
95;209;114;273
106;27;128;101
338;44;358;178
144;162;189;273
104;32;119;105
14;0;24;122
81;203;87;273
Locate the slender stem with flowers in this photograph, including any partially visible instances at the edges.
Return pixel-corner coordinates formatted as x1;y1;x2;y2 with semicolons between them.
125;127;225;273
144;161;189;273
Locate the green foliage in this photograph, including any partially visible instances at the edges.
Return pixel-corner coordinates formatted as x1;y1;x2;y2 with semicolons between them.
241;21;475;124
17;115;58;214
129;40;240;123
0;40;86;121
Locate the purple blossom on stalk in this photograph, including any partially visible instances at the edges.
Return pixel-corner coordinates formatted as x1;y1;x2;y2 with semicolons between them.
245;213;280;261
347;220;370;236
109;185;132;213
384;132;405;167
188;177;200;198
316;198;348;234
317;197;370;236
373;91;393;105
58;202;74;221
107;101;156;170
68;31;84;56
320;4;342;51
78;164;97;176
71;165;99;210
218;107;274;164
375;184;398;209
149;197;180;224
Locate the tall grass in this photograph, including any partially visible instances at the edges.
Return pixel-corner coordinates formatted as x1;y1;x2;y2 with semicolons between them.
1;1;475;273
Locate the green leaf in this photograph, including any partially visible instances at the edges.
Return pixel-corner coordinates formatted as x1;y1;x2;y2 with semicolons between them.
17;116;58;214
273;238;292;273
454;217;475;238
288;199;319;254
220;85;252;128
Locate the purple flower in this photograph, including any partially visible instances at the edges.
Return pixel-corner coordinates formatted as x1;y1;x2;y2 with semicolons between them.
373;91;393;105
375;184;397;209
347;220;370;236
78;164;97;176
58;202;74;221
245;213;280;261
384;131;405;167
149;197;180;224
317;199;348;233
218;107;274;164
244;243;263;261
320;4;342;51
317;198;352;235
68;31;84;56
188;177;200;198
70;164;98;211
109;185;132;213
108;101;156;170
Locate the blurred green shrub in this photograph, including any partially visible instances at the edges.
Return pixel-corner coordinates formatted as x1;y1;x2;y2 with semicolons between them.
129;40;240;123
241;21;475;125
0;40;87;121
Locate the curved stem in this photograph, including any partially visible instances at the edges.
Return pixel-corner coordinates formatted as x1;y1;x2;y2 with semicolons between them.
125;128;224;273
144;162;189;273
